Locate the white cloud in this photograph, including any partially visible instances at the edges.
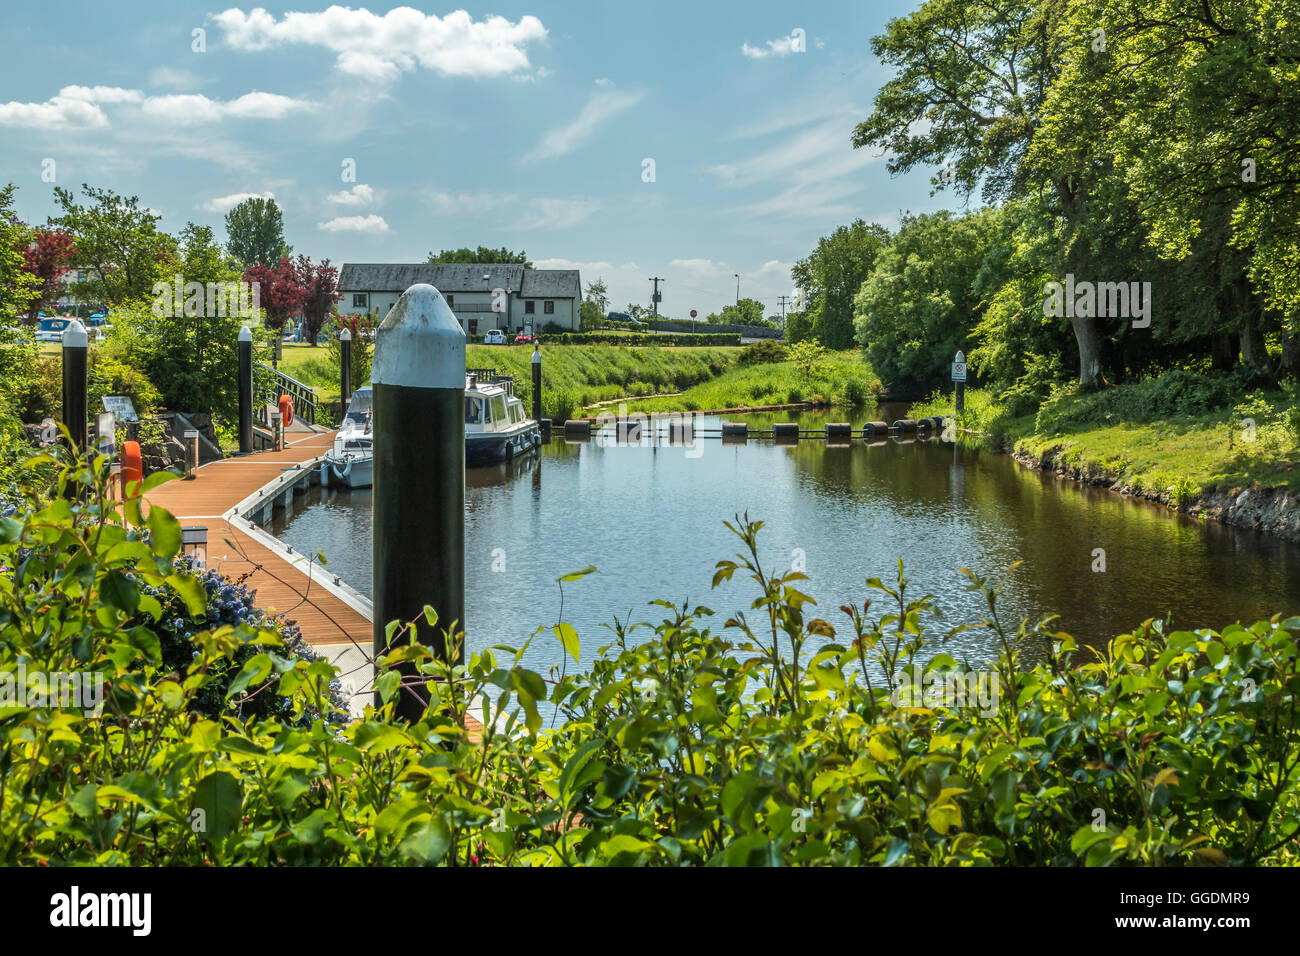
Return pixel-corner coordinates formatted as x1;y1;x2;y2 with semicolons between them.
0;83;312;130
0;85;140;129
327;184;375;206
741;36;799;59
594;77;613;87
318;214;390;234
141;91;315;125
428;191;598;230
522;89;641;163
212;7;548;81
202;191;276;213
148;67;203;89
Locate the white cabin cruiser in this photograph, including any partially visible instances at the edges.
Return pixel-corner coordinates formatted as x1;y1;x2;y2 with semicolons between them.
465;370;542;465
326;386;374;488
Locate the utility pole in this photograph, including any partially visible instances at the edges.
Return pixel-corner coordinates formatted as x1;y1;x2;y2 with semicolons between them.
649;277;663;318
777;295;790;332
734;273;740;306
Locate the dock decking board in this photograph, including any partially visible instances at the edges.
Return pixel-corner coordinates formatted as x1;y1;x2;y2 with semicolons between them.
144;432;483;734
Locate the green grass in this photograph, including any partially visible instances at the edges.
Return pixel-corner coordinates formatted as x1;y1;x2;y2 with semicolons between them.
277;341;741;419
612;351;883;414
911;375;1300;497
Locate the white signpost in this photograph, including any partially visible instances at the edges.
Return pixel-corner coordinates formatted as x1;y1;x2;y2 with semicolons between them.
952;350;966;414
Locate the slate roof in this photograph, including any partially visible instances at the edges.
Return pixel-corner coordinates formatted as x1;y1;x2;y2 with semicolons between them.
339;263;579;298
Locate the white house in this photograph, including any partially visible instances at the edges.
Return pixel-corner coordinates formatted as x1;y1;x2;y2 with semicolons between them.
337;263;582;334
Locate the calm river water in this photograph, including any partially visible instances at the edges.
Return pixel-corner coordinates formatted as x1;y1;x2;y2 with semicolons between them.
269;409;1300;676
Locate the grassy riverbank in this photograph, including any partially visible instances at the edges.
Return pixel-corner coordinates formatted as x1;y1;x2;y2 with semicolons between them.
911;370;1300;502
609;350;883;414
278;341;741;418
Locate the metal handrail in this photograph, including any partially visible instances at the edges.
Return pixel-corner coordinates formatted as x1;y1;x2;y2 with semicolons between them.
258;362;317;426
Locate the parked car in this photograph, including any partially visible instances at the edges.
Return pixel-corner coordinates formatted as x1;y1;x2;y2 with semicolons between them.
35;317;73;342
483;329;507;345
513;330;535;344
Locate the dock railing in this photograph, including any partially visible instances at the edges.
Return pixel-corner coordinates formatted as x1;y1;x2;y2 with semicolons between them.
258;362;318;426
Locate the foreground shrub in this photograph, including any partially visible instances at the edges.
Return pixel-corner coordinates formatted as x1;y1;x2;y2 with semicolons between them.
2;454;1298;865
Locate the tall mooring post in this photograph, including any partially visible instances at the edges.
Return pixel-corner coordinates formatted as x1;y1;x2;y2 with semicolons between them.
238;325;253;453
531;344;542;422
372;284;465;722
952;349;966;416
339;327;353;409
61;320;88;453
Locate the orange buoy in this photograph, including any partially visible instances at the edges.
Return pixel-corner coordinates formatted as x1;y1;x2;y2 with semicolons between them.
278;394;294;428
121;440;143;498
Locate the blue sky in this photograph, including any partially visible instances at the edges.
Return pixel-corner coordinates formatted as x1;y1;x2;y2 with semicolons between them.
0;0;949;318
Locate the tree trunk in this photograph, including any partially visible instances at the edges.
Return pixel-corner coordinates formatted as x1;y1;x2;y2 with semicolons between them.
1279;326;1299;378
1210;333;1236;372
1236;278;1271;378
1071;314;1101;386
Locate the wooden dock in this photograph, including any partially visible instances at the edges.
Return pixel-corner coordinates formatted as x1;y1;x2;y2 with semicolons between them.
145;429;481;732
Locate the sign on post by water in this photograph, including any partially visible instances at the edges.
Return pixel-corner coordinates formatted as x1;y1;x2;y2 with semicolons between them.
951;351;967;383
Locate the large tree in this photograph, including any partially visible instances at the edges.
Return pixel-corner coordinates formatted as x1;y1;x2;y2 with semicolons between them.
854;208;1002;395
243;257;303;332
20;227;75;322
51;184;175;306
791;219;892;350
224;197;290;269
296;256;341;346
427;246;532;267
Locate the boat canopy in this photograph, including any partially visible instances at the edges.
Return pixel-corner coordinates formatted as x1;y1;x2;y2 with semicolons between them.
343;386;373;426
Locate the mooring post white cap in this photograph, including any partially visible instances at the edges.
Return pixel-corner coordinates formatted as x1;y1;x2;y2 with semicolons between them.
372;284;465;389
238;325;253;342
61;318;88;348
532;344;541;363
339;328;352;342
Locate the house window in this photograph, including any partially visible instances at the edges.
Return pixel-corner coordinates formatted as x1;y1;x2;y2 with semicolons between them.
524;301;535;314
352;293;368;308
468;319;478;335
446;294;454;307
544;300;555;314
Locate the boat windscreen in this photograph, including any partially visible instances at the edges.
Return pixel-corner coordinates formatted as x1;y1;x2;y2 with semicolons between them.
465;397;484;424
344;389;373;424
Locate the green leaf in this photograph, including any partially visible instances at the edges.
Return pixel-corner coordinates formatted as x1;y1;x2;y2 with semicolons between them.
0;516;22;545
401;817;452;864
147;506;181;559
69;784;98;819
557;565;598;583
192;771;242;841
99;570;139;615
227;653;273;698
554;621;580;662
165;573;206;617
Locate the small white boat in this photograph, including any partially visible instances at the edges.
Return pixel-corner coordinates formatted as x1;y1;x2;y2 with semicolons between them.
465;370;542;465
326;386;374;488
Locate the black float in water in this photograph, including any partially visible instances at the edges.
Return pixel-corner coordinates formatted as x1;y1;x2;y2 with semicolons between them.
61;319;88;452
721;421;748;443
863;421;888;441
773;422;799;443
237;325;253;453
339;327;352;409
372;284;465;722
892;419;919;433
826;422;852;441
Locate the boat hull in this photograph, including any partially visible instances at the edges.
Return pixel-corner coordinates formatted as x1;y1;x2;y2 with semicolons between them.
326;454;374;489
466;423;541;466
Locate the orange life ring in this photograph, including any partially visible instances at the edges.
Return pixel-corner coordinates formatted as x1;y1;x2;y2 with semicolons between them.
121;440;143;498
278;394;294;428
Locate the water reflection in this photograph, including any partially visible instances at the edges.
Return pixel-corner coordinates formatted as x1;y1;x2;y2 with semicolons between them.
268;407;1300;677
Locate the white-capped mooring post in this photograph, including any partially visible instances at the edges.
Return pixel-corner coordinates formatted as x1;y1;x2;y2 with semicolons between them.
531;344;542;422
372;284;465;721
61;319;88;455
953;349;966;416
339;327;353;409
238;325;253;454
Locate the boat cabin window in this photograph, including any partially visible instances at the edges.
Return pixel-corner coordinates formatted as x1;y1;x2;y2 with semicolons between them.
490;395;507;422
511;403;523;423
465;398;484;424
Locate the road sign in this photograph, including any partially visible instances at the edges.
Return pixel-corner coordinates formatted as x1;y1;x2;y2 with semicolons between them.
690;309;697;318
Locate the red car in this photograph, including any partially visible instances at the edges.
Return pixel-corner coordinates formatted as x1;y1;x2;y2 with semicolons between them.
513;331;535;344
